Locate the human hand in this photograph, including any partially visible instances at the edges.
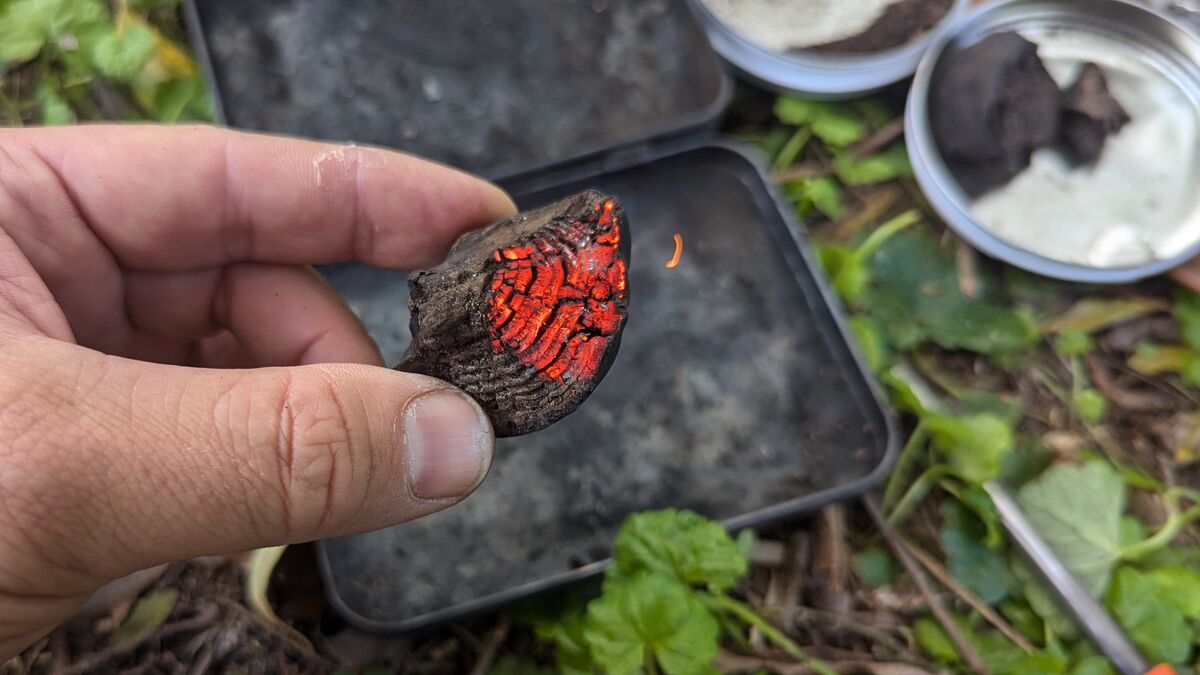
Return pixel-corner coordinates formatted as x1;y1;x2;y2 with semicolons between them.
0;125;516;658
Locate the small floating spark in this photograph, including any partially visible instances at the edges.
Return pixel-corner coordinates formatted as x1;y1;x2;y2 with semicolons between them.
665;233;683;269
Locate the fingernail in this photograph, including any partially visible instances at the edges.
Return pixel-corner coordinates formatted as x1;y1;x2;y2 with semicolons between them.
403;390;493;500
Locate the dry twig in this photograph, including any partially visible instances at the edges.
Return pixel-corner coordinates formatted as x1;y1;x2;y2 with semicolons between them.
901;541;1036;654
863;495;989;675
468;614;512;675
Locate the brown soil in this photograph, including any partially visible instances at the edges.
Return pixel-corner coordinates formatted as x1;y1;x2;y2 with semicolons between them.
803;0;954;54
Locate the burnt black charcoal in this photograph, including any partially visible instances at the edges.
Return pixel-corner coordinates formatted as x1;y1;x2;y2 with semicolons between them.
397;191;630;437
1060;63;1131;164
931;32;1061;197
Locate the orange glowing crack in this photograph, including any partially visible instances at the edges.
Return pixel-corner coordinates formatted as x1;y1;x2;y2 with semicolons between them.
665;233;683;269
485;199;627;385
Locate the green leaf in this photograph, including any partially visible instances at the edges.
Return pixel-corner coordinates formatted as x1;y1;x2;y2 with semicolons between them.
128;0;182;8
152;76;201;123
37;83;75;125
1106;567;1194;665
609;510;747;594
1017;462;1124;598
584;572;719;675
1010;555;1080;640
913;617;961;664
0;0;108;63
940;501;1015;604
1043;297;1167;335
925;412;1014;485
1071;388;1107;425
833;144;912;185
1000;600;1045;643
848;316;889;373
865;232;1040;359
1146;567;1200;620
1129;342;1196;376
1174;290;1200;351
817;244;867;305
974;631;1069;675
535;612;597;675
774;98;864;147
852;547;899;588
1053;329;1094;357
110;588;178;645
0;0;51;62
90;21;155;81
791;176;844;220
1069;656;1115;675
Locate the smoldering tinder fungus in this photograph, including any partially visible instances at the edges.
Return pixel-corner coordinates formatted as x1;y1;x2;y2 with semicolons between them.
397;190;631;437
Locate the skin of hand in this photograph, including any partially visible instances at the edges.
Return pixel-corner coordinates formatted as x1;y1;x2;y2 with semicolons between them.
0;125;518;658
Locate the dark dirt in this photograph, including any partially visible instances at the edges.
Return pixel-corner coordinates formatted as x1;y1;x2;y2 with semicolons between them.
399;191;631;437
931;32;1062;197
805;0;954;54
1060;63;1131;165
191;0;726;180
316;146;890;629
18;559;330;675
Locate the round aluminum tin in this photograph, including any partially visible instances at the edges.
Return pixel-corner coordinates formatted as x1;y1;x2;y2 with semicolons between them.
691;0;971;99
906;0;1200;283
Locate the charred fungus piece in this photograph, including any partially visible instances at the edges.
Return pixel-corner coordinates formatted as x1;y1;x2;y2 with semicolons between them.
1060;63;1130;165
397;190;630;437
931;32;1061;197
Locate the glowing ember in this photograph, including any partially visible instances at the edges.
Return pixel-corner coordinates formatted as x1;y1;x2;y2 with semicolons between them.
666;233;683;269
486;199;628;385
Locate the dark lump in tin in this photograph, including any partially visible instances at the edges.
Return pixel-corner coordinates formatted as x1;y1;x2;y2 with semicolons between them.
931;32;1062;197
397;190;630;437
931;32;1130;198
803;0;954;54
1060;63;1131;165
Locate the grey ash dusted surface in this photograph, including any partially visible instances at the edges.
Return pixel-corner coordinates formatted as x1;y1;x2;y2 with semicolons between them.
316;147;889;628
191;0;726;178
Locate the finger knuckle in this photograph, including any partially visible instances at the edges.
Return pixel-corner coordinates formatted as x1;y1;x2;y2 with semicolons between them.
273;370;364;538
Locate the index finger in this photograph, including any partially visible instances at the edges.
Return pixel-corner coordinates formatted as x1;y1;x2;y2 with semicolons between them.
3;124;517;272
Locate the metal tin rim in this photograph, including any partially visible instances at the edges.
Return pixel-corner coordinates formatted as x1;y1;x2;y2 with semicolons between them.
690;0;971;99
905;0;1200;283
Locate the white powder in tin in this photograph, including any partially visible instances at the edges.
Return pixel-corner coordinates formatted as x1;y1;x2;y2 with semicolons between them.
702;0;901;52
970;31;1200;269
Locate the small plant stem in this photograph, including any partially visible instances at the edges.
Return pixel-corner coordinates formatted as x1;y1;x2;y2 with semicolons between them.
773;127;813;173
703;594;837;675
887;465;953;527
882;421;929;512
1121;488;1200;560
851;209;921;264
644;647;661;675
864;494;990;675
849;117;905;160
901;540;1037;655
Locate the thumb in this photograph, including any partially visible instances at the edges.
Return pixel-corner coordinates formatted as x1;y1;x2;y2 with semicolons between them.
0;335;493;589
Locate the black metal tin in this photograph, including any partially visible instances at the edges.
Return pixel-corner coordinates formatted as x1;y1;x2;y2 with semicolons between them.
183;0;733;183
183;0;897;633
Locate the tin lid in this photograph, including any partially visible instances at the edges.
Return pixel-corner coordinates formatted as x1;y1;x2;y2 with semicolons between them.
185;0;732;181
690;0;971;99
906;0;1200;283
